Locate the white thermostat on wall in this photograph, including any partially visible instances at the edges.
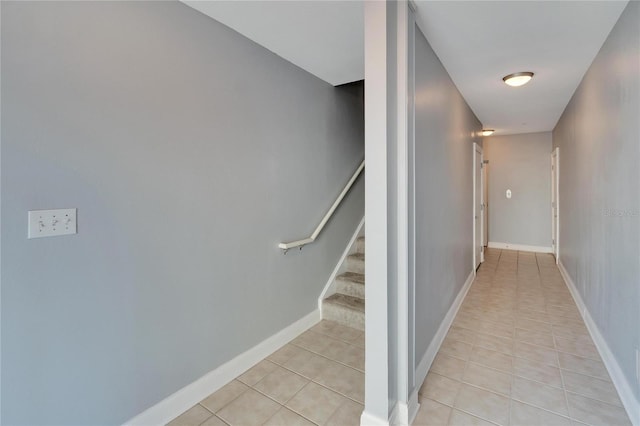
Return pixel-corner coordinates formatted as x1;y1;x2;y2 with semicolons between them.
506;189;512;199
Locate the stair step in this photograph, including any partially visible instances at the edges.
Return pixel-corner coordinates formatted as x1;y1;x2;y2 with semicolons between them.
335;272;365;299
355;236;365;254
346;252;365;274
322;293;365;331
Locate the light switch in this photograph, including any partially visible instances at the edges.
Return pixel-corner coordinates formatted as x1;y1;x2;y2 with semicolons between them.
506;189;512;199
28;209;77;239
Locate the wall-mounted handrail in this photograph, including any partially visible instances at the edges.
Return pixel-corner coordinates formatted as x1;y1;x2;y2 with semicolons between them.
279;160;364;253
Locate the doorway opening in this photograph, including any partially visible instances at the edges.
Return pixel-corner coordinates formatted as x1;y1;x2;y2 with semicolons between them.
473;142;484;270
551;147;560;262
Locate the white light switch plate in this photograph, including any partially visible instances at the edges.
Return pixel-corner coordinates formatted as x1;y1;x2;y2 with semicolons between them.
28;208;77;239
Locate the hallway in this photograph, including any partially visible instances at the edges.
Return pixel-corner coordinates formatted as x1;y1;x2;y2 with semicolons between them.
414;248;631;425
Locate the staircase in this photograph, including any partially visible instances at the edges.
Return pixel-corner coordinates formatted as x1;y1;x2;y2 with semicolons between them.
321;236;365;330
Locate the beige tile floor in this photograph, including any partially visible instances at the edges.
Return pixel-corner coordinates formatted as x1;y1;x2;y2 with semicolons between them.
414;248;632;426
167;321;365;426
169;248;632;426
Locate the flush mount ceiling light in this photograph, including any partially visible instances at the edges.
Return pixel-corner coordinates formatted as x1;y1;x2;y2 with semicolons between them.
482;129;495;136
502;72;534;87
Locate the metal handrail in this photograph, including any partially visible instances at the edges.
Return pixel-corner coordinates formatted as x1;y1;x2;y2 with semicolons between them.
279;160;364;253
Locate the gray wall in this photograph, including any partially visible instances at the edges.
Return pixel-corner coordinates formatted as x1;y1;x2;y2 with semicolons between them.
413;24;482;376
553;0;639;402
484;132;552;248
0;2;364;425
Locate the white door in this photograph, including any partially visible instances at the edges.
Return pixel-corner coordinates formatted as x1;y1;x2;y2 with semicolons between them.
482;161;488;247
473;143;483;270
551;148;559;262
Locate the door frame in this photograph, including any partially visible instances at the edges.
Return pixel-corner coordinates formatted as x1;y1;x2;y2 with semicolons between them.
482;160;488;247
551;147;560;263
473;142;484;271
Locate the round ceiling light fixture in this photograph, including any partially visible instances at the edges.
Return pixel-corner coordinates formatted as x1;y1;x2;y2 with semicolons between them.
482;129;495;136
502;71;534;87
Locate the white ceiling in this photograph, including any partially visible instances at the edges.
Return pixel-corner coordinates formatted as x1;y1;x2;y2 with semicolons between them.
184;0;628;135
414;1;628;135
182;1;363;86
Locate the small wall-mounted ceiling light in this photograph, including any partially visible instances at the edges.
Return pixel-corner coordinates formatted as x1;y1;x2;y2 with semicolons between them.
482;129;495;136
503;72;534;87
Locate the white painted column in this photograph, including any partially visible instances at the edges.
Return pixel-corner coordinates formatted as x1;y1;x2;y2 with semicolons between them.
362;1;390;424
362;1;415;425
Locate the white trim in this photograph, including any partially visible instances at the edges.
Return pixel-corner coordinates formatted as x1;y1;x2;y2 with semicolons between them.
551;151;555;258
407;3;417;403
389;402;402;426
389;386;420;426
407;388;420;425
558;262;640;426
124;310;320;426
318;216;365;310
482;160;489;247
416;270;474;388
473;143;484;271
487;242;552;253
556;148;560;263
552;147;560;263
361;410;390;426
396;0;411;414
363;0;391;419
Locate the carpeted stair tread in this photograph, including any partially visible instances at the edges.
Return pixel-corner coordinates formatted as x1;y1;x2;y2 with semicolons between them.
324;293;365;313
349;252;365;261
346;253;365;274
337;272;365;284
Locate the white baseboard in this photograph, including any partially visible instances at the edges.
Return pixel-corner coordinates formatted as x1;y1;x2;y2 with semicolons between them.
558;261;640;426
361;410;390;426
416;270;475;391
389;387;420;426
125;310;320;426
318;216;365;311
389;403;401;426
407;389;420;425
488;241;552;253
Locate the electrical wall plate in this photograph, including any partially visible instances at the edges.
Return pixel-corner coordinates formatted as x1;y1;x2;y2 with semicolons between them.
506;189;512;199
28;208;77;239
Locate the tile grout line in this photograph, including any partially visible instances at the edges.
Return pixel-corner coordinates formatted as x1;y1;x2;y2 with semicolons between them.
558;365;574;423
308;377;364;405
287;341;365;373
277;381;330;426
564;389;626;409
510;398;574;422
451;406;503;426
507;250;515;426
